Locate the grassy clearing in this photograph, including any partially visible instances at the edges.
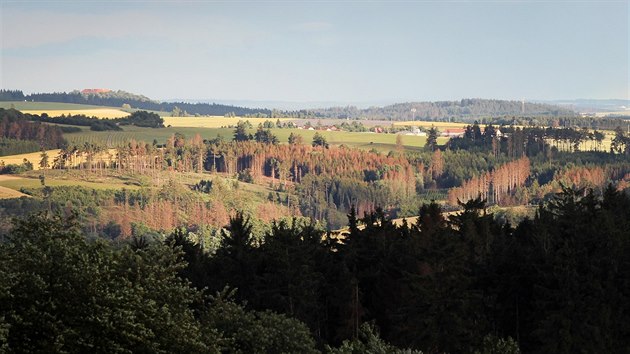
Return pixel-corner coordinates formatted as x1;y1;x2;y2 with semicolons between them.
0;173;142;192
163;116;293;128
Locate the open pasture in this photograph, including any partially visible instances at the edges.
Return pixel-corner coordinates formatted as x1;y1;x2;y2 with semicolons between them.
64;125;448;151
0;173;141;194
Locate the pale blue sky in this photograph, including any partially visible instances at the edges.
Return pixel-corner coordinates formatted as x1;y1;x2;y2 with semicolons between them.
1;1;628;104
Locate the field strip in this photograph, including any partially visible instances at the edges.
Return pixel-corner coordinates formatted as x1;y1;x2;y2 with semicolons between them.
392;121;468;129
0;185;29;199
163;116;293;128
0;150;61;170
21;109;129;119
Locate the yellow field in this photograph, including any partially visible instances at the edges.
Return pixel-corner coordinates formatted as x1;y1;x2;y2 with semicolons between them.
0;150;60;170
393;120;468;129
0;183;29;199
21;109;129;119
163;116;293;128
0;148;119;170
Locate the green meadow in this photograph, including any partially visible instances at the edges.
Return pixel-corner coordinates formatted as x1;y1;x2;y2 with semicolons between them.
64;125;448;152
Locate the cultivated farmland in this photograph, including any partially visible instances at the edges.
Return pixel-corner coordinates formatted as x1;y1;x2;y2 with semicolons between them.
0;150;60;169
21;109;130;119
64;125;448;152
163;116;293;128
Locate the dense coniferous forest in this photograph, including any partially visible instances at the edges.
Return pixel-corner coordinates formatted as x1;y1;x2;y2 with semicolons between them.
0;90;25;101
1;186;630;352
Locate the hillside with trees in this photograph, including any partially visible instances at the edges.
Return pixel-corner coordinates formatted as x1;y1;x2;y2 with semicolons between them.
1;89;272;117
0;106;629;352
311;99;577;121
2;185;630;352
2;90;580;121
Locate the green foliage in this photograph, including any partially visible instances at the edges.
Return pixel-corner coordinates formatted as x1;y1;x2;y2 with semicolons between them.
254;124;279;144
474;334;520;354
327;323;423;354
30;111;122;131
192;179;214;193
202;288;318;353
0;138;41;156
233;120;253;142
0;213;210;353
0;160;34;174
424;126;439;151
0;90;25;101
121;110;164;128
312;132;329;148
311;99;576;120
288;131;304;145
237;168;254;183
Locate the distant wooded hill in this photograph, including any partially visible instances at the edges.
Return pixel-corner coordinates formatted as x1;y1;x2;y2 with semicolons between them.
0;89;272;117
1;90;576;120
311;99;577;121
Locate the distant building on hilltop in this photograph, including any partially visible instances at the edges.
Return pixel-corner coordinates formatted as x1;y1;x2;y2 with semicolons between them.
81;88;111;95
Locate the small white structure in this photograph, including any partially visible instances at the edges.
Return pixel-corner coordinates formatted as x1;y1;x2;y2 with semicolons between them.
412;127;427;136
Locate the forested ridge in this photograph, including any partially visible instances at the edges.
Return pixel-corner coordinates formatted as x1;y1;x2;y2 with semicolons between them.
0;89;271;117
1;89;577;120
311;99;577;121
2;186;630;352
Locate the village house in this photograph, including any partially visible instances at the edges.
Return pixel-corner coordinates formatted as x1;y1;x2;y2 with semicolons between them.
441;128;466;137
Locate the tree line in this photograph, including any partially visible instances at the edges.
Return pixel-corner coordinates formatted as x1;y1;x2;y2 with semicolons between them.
8;109;165;131
0;108;66;150
6;89;272;117
174;186;630;352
